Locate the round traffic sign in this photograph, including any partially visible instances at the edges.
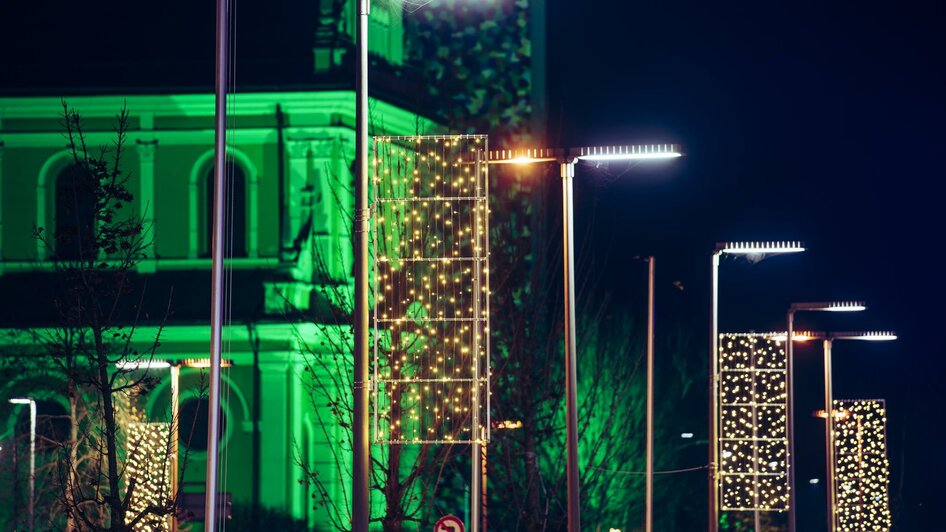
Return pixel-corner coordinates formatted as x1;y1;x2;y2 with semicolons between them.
434;514;464;532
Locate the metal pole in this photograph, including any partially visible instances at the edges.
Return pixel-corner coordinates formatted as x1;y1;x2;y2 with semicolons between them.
786;310;797;532
645;256;655;532
823;339;836;532
170;365;180;532
562;161;581;532
28;400;35;532
205;0;228;524
470;150;484;532
708;251;720;532
352;0;371;530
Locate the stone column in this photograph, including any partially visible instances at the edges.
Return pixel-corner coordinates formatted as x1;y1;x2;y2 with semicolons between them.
283;139;310;261
257;356;292;512
135;139;157;273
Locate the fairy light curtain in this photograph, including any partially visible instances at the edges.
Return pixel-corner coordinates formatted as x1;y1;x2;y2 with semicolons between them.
371;135;490;445
125;422;172;531
832;399;892;531
718;334;789;511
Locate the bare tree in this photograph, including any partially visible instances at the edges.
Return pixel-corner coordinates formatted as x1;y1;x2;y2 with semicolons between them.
28;102;181;531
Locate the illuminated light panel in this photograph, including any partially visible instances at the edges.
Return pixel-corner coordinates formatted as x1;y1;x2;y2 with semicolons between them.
371;135;490;445
116;360;171;370
719;240;806;255
718;333;789;512
125;422;172;531
832;399;892;532
8;398;33;405
572;143;682;160
681;432;694;439
831;331;897;341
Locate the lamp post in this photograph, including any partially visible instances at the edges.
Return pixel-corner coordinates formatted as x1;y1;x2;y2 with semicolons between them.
709;241;805;532
819;331;896;532
785;302;866;532
645;256;655;532
491;144;681;531
9;398;36;532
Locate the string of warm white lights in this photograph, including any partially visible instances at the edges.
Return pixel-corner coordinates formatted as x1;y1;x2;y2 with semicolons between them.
833;399;891;531
125;422;172;531
718;334;789;511
371;135;490;445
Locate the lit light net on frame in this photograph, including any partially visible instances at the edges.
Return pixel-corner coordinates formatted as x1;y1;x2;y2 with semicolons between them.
371;135;490;445
125;422;172;531
833;399;892;531
718;334;789;511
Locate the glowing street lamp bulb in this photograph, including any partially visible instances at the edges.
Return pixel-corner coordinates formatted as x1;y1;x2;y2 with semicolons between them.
770;330;819;342
574;143;682;161
719;240;806;255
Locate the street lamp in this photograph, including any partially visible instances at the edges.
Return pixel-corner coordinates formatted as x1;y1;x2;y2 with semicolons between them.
785;302;865;532
709;241;805;532
9;397;36;532
491;144;681;532
820;331;896;532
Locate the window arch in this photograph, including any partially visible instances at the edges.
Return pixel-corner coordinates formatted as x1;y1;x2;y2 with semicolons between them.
36;150;76;260
53;163;97;261
188;148;259;259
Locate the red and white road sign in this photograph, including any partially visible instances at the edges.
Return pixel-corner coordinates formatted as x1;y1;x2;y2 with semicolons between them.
434;514;464;532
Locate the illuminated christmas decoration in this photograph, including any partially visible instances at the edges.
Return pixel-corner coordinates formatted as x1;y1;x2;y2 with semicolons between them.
718;333;789;511
125;422;172;531
832;399;891;531
371;135;490;445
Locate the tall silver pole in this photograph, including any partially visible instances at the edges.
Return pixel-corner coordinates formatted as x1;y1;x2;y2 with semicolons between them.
823;339;836;532
27;400;35;532
708;251;720;532
170;365;180;532
786;310;797;532
561;161;581;532
470;151;484;532
645;256;655;532
352;0;371;530
205;0;228;524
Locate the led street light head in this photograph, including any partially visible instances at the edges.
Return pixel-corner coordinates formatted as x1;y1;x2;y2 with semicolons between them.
791;301;867;312
830;331;897;341
183;358;233;368
115;360;172;370
572;143;682;161
718;240;806;255
8;398;34;405
488;148;561;165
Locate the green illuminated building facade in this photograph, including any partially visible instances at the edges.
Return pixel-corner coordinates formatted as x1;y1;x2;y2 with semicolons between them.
0;1;544;529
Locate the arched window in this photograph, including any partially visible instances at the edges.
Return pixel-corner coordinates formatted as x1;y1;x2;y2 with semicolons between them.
54;163;97;261
200;165;246;258
178;397;228;452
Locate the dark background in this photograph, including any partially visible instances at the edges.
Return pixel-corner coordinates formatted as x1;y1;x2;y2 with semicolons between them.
2;0;944;529
546;0;946;530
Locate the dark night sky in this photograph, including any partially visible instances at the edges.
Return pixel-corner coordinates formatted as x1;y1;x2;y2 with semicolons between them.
546;0;946;529
2;0;945;528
